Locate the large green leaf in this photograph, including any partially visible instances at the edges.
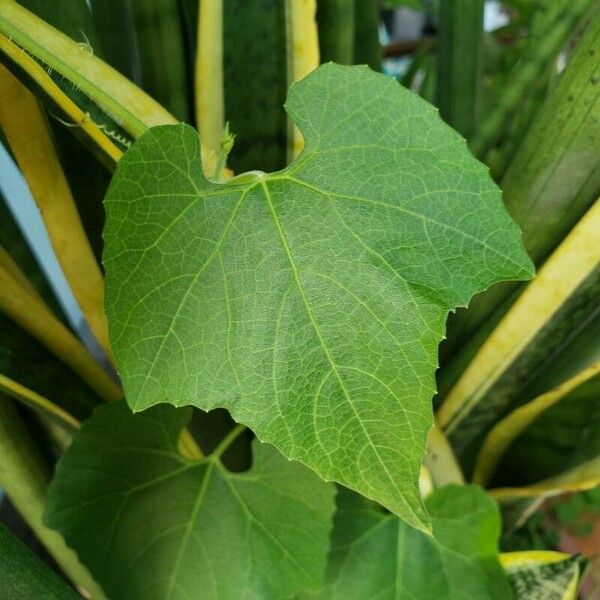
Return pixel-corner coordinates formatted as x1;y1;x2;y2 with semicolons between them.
44;402;335;600
311;484;512;599
0;523;79;599
103;63;533;529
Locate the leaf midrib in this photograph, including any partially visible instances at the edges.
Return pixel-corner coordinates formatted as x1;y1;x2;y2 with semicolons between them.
125;173;426;527
258;180;424;529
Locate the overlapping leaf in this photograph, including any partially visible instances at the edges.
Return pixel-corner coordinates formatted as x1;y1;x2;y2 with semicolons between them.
309;484;512;599
103;63;533;529
44;402;335;600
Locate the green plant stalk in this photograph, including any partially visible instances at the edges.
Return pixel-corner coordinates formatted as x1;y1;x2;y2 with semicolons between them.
442;10;600;362
284;0;319;162
501;11;600;266
485;69;550;180
130;0;190;122
436;0;484;138
420;54;437;104
316;0;355;65
473;362;600;487
424;426;465;488
18;0;102;53
353;0;381;71
0;0;176;139
470;0;595;157
0;396;105;598
195;0;224;175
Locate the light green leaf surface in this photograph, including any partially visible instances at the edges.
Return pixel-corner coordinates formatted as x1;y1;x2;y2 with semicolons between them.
501;552;580;600
0;522;79;599
44;402;335;600
103;63;533;529
311;484;512;599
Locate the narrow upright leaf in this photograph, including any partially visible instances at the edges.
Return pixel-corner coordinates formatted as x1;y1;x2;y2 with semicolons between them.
104;63;533;529
491;372;600;490
316;0;355;65
501;552;580;600
436;0;484;138
473;363;600;487
0;523;79;599
45;402;335;600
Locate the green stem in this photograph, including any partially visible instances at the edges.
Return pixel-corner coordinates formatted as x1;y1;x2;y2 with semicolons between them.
436;0;484;138
0;396;105;598
195;0;224;176
423;426;465;487
212;424;246;460
0;0;176;139
0;373;80;432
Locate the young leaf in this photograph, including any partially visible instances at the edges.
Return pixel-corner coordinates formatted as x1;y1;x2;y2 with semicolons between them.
310;484;512;599
0;523;79;599
103;63;533;530
44;402;335;600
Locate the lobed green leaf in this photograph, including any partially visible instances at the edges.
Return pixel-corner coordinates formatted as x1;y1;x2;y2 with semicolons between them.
45;402;335;600
103;63;533;530
310;484;512;599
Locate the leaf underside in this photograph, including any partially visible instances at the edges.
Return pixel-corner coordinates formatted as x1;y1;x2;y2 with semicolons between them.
103;63;533;530
44;402;335;600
